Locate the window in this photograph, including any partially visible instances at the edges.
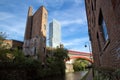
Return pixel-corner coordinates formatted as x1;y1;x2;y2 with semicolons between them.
92;2;94;11
102;19;108;41
44;13;47;19
94;0;96;10
34;47;36;55
44;24;46;30
43;47;45;53
36;35;38;38
88;29;92;41
98;10;108;41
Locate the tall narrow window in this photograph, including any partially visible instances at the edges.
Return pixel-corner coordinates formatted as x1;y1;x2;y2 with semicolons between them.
43;47;45;53
99;10;109;41
44;13;47;19
34;47;36;55
44;24;46;30
92;2;94;11
94;0;96;10
102;19;108;41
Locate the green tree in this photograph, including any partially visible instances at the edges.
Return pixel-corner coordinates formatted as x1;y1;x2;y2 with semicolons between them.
46;47;69;75
73;59;89;71
0;32;6;40
53;48;69;60
0;32;9;62
0;32;6;48
0;32;25;62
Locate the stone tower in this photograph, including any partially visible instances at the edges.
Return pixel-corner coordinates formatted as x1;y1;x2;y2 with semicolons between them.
23;6;48;62
24;6;33;40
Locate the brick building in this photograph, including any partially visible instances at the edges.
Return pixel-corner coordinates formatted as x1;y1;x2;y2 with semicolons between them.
85;0;120;69
23;6;48;62
3;39;23;49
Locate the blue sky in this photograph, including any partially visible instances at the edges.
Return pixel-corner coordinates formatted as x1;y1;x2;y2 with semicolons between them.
0;0;91;52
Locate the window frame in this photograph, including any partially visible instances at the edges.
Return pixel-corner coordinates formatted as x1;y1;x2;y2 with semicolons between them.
98;10;109;42
98;9;110;51
101;19;108;41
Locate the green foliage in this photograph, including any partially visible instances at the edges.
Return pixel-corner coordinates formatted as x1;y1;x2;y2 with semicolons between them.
93;67;120;80
0;48;42;80
46;47;69;75
0;32;11;62
73;59;89;71
12;49;26;62
0;32;26;62
0;47;68;80
0;32;6;41
0;48;24;62
0;34;68;79
53;48;69;60
0;32;6;49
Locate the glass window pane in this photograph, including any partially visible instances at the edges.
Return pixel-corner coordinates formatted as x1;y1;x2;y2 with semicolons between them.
102;20;108;40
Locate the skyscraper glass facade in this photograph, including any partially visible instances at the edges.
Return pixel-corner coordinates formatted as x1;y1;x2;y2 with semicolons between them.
49;19;61;48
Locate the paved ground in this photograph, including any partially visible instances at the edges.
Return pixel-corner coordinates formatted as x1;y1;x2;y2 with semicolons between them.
86;69;93;80
66;71;88;80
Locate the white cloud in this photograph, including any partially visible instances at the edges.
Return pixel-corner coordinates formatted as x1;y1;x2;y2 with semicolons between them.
0;22;25;41
0;12;15;20
62;37;91;52
0;11;26;41
47;1;88;41
37;0;64;9
60;19;86;26
63;37;89;46
74;0;84;6
48;2;87;27
0;0;89;51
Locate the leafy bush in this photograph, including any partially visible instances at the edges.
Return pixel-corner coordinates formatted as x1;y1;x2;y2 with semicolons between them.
0;33;68;79
46;47;69;75
93;67;120;80
0;46;68;79
73;59;89;71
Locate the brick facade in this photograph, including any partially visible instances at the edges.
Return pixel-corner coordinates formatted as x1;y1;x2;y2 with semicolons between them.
85;0;120;69
3;40;23;49
23;6;48;62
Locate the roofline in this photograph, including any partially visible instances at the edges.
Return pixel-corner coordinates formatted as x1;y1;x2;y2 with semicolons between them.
33;5;48;17
4;39;23;43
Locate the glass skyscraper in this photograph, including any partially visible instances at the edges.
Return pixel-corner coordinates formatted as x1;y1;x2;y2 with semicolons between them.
49;19;61;48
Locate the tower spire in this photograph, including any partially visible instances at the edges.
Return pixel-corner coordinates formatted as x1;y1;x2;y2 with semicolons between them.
24;6;33;40
28;6;33;16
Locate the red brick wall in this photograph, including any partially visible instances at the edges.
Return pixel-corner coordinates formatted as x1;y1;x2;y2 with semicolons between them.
32;6;48;62
24;7;33;40
85;0;120;69
23;6;48;62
